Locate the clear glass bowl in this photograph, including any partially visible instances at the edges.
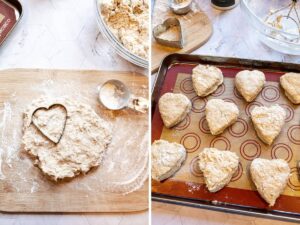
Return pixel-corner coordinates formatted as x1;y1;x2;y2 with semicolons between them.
241;0;300;55
95;0;149;68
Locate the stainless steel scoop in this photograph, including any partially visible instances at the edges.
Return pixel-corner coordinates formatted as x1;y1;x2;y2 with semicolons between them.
98;79;148;113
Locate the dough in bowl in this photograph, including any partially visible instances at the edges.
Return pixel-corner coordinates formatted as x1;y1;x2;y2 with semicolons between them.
22;97;112;181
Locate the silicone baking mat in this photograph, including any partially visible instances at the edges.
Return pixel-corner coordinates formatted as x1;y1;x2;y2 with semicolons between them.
152;60;300;216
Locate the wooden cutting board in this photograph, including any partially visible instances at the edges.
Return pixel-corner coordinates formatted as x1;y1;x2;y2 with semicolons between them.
151;0;213;73
0;69;148;212
152;0;213;73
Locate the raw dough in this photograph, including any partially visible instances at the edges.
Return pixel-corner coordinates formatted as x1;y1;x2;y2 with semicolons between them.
100;0;149;59
158;93;191;128
32;104;67;144
22;97;112;181
205;99;239;135
250;158;290;206
235;70;266;102
198;148;239;192
250;105;285;145
192;64;223;97
280;72;300;104
151;140;186;181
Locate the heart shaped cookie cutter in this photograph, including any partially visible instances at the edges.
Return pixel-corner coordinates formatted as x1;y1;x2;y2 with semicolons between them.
169;0;193;15
153;18;184;49
31;104;68;144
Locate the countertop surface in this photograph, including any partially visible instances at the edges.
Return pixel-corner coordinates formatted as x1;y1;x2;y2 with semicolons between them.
0;0;148;224
151;0;299;225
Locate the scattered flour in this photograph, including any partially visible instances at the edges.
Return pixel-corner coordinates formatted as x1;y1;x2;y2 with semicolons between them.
187;181;201;193
0;78;148;195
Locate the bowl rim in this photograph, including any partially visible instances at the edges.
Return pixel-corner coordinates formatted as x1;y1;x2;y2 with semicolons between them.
241;0;300;40
95;0;149;68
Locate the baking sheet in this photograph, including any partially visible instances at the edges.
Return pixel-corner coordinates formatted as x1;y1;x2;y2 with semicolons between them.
151;54;300;221
0;0;22;46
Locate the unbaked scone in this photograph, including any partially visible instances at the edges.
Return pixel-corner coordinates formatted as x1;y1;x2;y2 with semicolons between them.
158;93;191;128
192;64;223;97
280;72;300;104
205;99;239;135
151;140;186;181
250;158;290;207
198;148;239;192
250;105;285;145
235;70;266;102
22;97;112;181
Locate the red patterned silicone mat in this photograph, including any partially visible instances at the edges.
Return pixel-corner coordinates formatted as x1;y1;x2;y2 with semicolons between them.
152;63;300;213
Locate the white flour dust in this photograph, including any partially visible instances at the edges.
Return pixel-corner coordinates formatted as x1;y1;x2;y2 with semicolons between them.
186;181;201;193
0;78;148;195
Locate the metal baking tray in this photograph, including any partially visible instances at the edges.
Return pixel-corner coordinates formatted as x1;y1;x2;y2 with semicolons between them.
152;53;300;222
0;0;22;46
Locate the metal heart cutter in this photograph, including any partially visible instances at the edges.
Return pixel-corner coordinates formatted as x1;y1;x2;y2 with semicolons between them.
153;18;184;49
31;104;68;144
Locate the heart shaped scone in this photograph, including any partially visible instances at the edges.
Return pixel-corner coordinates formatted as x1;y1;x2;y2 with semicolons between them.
198;148;239;192
153;18;183;48
235;70;266;102
250;105;285;145
32;104;67;144
158;93;191;128
152;140;186;181
250;158;290;206
280;72;300;104
192;64;223;97
205;99;239;135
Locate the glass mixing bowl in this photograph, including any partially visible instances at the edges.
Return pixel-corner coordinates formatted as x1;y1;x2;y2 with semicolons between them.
241;0;300;55
95;0;149;68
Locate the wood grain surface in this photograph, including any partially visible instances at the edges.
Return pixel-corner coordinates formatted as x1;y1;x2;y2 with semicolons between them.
151;0;213;73
0;69;148;213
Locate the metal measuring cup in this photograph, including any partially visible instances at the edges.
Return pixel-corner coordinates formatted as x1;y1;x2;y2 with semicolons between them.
98;80;148;113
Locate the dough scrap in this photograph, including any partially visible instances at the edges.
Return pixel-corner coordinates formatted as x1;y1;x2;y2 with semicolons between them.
250;105;285;145
198;148;239;192
235;70;265;102
280;72;300;104
205;99;239;135
192;64;223;97
151;140;186;181
158;93;191;128
22;97;112;181
250;158;290;206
